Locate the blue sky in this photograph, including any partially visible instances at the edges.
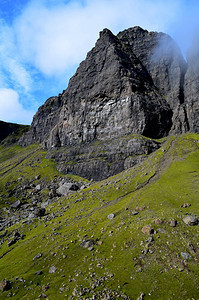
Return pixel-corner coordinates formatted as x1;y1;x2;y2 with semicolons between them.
0;0;199;124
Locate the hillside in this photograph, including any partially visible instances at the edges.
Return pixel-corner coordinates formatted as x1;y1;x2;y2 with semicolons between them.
0;133;199;299
0;121;29;146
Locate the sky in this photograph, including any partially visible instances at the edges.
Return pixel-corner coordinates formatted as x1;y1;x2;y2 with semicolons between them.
0;0;199;125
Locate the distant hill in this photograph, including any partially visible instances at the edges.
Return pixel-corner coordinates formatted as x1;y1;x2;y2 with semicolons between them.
0;121;29;145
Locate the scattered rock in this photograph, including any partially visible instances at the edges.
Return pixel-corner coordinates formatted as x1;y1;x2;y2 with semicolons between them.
137;292;145;300
154;218;163;225
10;200;21;209
132;210;139;215
35;208;46;217
181;252;192;260
35;184;41;191
169;219;177;227
33;253;43;260
107;213;115;220
136;207;145;212
141;225;154;235
97;241;103;245
49;265;57;273
35;271;43;275
88;246;94;251
183;215;198;226
157;228;167;234
80;239;94;248
56;183;79;196
0;279;12;292
42;284;50;292
181;203;191;208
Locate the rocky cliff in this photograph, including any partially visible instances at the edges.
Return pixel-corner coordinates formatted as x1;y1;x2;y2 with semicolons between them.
19;26;199;179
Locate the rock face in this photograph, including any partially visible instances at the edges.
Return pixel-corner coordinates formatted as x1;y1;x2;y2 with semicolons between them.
20;27;175;149
184;34;199;133
19;26;199;179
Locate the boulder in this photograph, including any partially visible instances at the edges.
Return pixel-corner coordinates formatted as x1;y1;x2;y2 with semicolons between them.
56;183;79;196
183;215;198;226
0;279;12;292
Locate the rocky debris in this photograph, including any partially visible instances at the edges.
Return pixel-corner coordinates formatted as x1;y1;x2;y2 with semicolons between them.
0;279;12;292
28;208;45;219
107;213;115;220
183;215;198;226
7;231;24;247
141;225;154;235
49;265;57;273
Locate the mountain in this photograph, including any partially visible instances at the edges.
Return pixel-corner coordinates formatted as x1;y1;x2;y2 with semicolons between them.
0;121;29;145
18;26;199;181
0;26;199;299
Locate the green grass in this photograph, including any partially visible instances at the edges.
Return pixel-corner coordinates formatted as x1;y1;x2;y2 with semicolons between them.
0;133;199;299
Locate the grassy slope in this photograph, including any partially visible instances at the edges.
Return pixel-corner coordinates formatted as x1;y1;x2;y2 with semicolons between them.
0;133;199;299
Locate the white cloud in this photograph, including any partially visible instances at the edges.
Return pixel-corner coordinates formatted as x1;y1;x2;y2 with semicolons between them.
0;88;35;124
14;0;182;76
0;19;32;93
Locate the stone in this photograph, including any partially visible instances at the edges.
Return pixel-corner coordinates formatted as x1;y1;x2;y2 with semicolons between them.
56;183;79;196
154;218;163;225
35;184;41;191
107;213;115;220
141;225;154;235
132;210;139;215
49;265;57;273
36;208;46;217
35;271;43;275
42;284;50;292
33;253;43;260
0;279;12;292
181;203;191;208
183;215;198;226
80;239;94;248
169;219;177;227
157;228;167;234
137;292;145;300
10;200;21;209
181;252;192;260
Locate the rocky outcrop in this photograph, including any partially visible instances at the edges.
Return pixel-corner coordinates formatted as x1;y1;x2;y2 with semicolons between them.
19;96;62;146
20;27;174;149
117;27;188;133
47;134;160;181
18;26;199;180
184;34;199;133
